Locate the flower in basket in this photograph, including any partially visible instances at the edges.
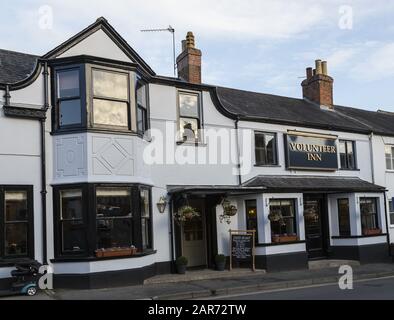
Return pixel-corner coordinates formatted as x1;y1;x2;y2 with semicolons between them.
222;200;238;217
174;205;200;223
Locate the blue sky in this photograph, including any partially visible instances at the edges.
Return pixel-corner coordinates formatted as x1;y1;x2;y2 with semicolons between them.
1;0;394;111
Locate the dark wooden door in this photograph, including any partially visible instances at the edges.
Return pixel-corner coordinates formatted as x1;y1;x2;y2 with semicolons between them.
304;196;328;259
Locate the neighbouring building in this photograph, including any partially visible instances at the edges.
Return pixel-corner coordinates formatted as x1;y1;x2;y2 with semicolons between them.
0;17;394;289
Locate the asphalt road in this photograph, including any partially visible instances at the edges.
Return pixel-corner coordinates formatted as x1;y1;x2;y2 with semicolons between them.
213;276;394;300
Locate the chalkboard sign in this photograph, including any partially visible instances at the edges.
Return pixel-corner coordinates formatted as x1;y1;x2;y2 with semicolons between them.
231;235;252;261
229;230;255;271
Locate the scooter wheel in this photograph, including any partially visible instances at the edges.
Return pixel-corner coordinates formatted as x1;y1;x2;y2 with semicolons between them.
26;287;37;296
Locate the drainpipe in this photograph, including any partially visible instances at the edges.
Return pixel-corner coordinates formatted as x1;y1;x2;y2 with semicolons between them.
369;132;375;184
169;197;175;272
4;85;10;106
234;118;242;186
383;192;391;256
40;62;50;265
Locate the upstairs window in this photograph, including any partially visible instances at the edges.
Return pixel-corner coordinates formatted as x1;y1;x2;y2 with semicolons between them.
255;132;277;166
339;140;356;170
389;199;394;226
385;145;394;170
136;79;149;134
56;68;82;127
178;92;201;142
92;69;130;128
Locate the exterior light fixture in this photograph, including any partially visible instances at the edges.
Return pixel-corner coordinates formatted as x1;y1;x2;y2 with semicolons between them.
157;196;167;213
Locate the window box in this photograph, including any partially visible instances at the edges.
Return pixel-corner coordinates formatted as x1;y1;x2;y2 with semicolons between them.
271;234;298;243
95;247;137;258
362;228;382;236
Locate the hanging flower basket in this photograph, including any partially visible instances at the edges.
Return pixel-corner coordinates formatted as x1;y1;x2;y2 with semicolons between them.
304;208;319;222
174;205;200;224
222;200;238;217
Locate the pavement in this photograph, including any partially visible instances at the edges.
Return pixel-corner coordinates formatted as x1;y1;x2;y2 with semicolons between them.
2;262;394;300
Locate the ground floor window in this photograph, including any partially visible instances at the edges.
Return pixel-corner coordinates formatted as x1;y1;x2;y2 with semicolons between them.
389;199;394;226
54;184;152;258
269;199;297;238
360;198;379;234
338;199;351;236
245;200;258;243
0;186;34;260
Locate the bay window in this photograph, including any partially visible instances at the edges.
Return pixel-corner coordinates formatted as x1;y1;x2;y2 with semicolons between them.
53;184;153;259
0;186;33;260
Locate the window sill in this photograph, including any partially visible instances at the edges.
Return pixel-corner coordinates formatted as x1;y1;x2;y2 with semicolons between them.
339;168;360;171
254;164;281;168
0;258;35;268
176;141;207;147
256;240;305;247
50;249;157;263
331;234;387;239
386;170;394;173
51;128;141;137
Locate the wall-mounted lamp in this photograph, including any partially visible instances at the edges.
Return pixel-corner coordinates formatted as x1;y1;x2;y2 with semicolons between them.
157;196;167;214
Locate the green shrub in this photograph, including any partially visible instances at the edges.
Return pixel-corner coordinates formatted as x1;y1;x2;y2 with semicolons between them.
176;256;188;266
215;254;226;263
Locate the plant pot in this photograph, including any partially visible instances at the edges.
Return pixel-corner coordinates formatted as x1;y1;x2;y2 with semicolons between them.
363;228;382;236
215;261;226;271
95;247;134;258
176;264;187;274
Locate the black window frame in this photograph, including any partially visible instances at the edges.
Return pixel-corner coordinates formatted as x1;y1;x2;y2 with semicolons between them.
254;131;278;166
0;185;34;261
53;64;86;131
53;183;153;259
337;198;351;236
360;197;379;233
339;140;357;170
90;67;131;130
269;199;297;237
245;200;258;244
177;90;202;143
389;199;394;226
136;76;150;135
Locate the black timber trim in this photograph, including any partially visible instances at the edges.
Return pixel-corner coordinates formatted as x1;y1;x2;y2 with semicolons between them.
255;251;308;272
52;261;171;289
3;105;46;120
42;17;155;77
332;233;387;239
256;240;306;247
330;243;390;263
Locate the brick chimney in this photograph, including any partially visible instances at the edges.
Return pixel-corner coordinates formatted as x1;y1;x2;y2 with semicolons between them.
301;60;334;109
176;32;202;84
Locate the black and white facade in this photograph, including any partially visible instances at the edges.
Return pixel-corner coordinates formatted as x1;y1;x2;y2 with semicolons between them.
1;17;394;289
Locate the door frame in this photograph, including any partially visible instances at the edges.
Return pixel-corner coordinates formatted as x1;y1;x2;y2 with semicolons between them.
303;193;330;259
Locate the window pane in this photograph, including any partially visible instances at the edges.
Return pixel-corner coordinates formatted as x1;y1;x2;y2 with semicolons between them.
62;221;86;253
5;191;27;221
179;93;199;117
93;99;128;127
385;146;393;170
93;69;128;100
96;188;132;218
255;133;276;165
339;141;347;168
360;198;378;231
5;223;27;256
97;218;132;249
137;106;147;133
269;199;296;236
60;189;82;220
265;134;276;164
141;218;150;249
137;84;147;107
140;189;150;218
338;199;351;236
180;117;199;141
59;99;81;126
58;69;80;98
245;200;258;243
386;156;392;170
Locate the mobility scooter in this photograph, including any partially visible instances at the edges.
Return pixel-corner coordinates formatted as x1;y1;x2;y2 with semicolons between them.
0;261;41;297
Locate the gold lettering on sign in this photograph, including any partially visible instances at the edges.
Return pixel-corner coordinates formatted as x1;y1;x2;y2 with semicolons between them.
288;138;336;162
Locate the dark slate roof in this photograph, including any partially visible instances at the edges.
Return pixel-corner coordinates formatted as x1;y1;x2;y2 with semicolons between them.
243;175;386;192
0;49;39;84
216;86;376;134
167;185;266;195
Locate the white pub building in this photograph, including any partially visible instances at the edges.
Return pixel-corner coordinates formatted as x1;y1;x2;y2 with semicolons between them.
0;17;394;289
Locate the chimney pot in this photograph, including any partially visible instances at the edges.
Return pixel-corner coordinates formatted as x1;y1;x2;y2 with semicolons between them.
315;59;322;74
306;67;313;79
322;61;328;75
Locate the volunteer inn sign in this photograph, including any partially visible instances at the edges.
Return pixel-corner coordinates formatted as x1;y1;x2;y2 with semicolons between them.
284;132;338;171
